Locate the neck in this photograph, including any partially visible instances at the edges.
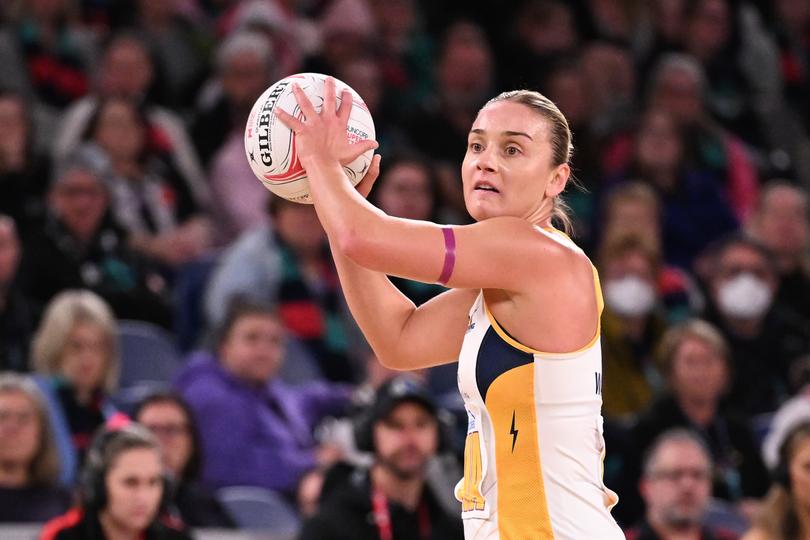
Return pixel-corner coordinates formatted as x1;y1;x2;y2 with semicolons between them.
648;514;702;540
677;393;716;427
99;512;143;540
0;461;29;487
371;464;424;511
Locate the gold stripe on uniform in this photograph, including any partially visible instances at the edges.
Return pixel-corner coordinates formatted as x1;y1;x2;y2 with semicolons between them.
485;363;554;539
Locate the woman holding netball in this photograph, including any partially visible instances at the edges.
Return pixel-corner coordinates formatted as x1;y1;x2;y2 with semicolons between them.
277;78;624;539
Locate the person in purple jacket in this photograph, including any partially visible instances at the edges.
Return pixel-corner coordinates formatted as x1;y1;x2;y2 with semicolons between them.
173;297;351;495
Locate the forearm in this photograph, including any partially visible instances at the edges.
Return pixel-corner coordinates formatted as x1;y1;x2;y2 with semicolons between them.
325;234;419;368
306;157;388;252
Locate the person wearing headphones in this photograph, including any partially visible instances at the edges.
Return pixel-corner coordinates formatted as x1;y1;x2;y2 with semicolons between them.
299;375;464;540
39;423;191;540
743;421;810;539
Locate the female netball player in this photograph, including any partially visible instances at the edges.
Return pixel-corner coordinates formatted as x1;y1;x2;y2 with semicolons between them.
277;78;624;539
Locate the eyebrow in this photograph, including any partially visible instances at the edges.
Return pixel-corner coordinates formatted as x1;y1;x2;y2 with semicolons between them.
470;128;534;141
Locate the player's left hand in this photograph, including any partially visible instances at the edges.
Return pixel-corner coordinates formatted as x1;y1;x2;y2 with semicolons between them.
275;77;378;171
355;154;381;198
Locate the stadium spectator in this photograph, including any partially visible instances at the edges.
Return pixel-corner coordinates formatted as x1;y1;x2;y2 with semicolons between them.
702;235;810;415
81;98;212;269
598;182;700;322
497;0;580;91
32;290;122;470
175;298;351;494
193;30;275;244
0;90;49;234
299;375;464;540
0;0;95;138
646;53;759;222
631;320;770;522
405;20;495;222
133;391;235;528
747;181;810;324
626;428;739;540
130;0;212;109
20;147;172;327
53;32;209;209
606;107;739;270
743;422;810;540
205;196;357;382
40;423;191;540
598;234;668;420
0;373;72;523
0;215;35;372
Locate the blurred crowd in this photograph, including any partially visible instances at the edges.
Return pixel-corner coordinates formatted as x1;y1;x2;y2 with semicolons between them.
1;0;809;538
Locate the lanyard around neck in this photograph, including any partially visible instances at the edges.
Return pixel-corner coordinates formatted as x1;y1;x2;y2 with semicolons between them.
371;486;431;540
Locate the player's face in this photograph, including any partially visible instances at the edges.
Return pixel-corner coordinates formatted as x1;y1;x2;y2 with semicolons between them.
373;402;438;480
462;101;568;222
102;448;164;533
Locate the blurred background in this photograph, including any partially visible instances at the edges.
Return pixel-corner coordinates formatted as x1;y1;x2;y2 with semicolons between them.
0;0;809;539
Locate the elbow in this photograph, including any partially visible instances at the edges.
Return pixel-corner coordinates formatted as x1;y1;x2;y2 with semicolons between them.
336;226;371;266
376;351;412;371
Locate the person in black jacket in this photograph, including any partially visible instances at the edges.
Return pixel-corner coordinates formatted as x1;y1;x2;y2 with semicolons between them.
299;375;463;540
20;146;172;328
0;215;35;372
40;423;191;540
627;319;770;525
134;391;235;528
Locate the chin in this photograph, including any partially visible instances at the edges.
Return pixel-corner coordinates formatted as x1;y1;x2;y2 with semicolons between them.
465;201;496;222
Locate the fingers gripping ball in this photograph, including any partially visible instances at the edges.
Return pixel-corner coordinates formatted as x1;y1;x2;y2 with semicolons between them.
244;72;376;204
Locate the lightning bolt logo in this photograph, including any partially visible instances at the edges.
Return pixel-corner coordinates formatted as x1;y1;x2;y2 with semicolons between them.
510;410;518;453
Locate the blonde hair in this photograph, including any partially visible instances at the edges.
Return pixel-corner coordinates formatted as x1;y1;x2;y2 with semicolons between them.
657;319;730;381
484;90;578;235
32;290;120;393
0;374;62;486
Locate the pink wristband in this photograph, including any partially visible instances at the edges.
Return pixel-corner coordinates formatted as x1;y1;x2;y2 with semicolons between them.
437;227;456;285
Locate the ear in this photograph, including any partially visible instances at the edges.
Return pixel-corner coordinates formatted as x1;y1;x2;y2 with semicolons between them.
545;163;570;199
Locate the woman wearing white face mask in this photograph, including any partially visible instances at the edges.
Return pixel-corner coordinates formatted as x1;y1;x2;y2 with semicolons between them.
598;234;669;420
704;235;810;416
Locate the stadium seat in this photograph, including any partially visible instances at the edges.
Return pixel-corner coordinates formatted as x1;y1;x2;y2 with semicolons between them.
216;486;301;534
117;320;183;390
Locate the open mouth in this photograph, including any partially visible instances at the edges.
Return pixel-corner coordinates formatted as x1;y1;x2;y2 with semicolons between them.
474;182;499;193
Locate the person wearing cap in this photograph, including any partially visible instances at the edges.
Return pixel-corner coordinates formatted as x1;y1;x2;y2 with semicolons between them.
298;375;464;540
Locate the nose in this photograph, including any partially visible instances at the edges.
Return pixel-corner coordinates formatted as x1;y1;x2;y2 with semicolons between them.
475;146;496;173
